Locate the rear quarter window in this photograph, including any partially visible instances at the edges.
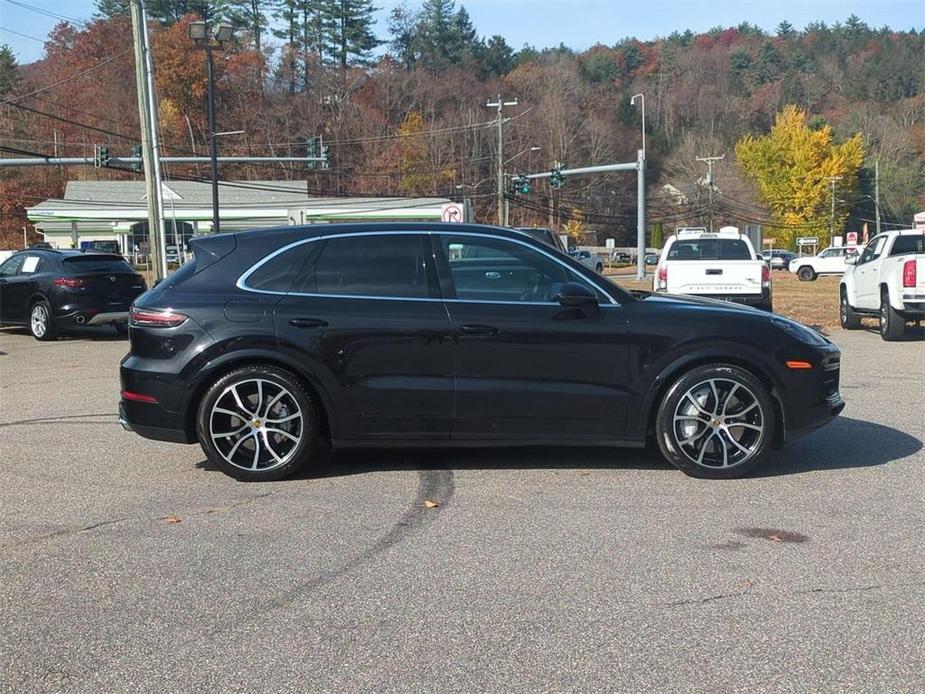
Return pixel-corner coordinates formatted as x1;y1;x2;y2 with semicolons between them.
244;242;318;293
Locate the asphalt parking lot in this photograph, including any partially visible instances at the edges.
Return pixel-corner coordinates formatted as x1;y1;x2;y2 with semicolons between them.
1;325;922;692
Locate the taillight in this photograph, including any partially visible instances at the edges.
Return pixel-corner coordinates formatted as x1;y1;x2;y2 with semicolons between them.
53;277;85;288
903;260;916;288
761;264;771;286
130;308;188;328
657;265;668;291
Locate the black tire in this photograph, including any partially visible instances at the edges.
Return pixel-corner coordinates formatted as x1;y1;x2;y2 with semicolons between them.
756;299;773;312
879;288;905;341
797;266;816;282
655;363;776;479
840;287;861;330
29;299;59;341
595;263;603;273
196;364;318;481
114;322;129;335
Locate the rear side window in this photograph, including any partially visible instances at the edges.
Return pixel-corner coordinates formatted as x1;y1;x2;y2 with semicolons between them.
891;235;925;256
63;256;133;273
310;234;429;299
245;243;317;293
667;239;751;260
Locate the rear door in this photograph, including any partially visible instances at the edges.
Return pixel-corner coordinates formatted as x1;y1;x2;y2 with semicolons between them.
434;232;631;441
62;255;145;309
272;232;454;441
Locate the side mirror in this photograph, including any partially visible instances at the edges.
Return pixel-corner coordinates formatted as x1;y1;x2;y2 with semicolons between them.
555;282;598;312
845;255;858;265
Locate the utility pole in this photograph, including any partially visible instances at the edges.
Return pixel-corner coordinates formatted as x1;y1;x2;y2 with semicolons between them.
874;160;881;236
487;95;517;225
696;155;724;232
828;175;843;241
130;0;165;280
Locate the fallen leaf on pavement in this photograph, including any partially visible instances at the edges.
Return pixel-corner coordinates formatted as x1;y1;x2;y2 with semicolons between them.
423;500;439;508
165;515;182;524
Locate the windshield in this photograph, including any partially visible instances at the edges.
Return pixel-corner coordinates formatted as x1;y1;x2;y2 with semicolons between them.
667;239;752;261
63;255;134;273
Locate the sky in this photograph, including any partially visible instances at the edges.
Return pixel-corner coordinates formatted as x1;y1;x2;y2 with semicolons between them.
1;0;923;64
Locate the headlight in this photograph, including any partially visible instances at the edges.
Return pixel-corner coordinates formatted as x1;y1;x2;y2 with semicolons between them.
770;316;827;345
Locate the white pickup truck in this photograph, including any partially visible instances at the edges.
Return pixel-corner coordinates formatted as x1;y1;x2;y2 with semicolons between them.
840;229;925;340
653;228;772;310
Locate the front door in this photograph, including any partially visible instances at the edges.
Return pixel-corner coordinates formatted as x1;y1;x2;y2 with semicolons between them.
0;255;31;324
433;232;631;442
272;232;454;441
854;235;887;309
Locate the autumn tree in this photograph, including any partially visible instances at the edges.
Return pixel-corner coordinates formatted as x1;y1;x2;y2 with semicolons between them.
736;105;864;246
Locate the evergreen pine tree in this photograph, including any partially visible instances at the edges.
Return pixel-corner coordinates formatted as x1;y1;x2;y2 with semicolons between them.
0;45;19;97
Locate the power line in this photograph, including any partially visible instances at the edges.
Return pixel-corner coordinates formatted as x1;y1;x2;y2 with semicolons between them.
0;26;46;43
1;49;133;105
2;0;89;27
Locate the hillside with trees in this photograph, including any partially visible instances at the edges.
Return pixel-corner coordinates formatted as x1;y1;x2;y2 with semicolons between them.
1;1;923;248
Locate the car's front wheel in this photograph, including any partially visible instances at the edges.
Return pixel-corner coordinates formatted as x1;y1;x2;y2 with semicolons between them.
655;364;775;479
797;266;816;281
29;300;59;341
196;365;318;481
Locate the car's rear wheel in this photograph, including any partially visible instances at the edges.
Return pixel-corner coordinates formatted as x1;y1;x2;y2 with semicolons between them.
655;364;775;479
797;266;816;281
879;288;905;341
196;365;318;481
840;288;861;329
30;300;59;341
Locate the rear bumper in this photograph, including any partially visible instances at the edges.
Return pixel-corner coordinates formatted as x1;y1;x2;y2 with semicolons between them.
56;306;130;328
900;294;925;316
119;400;195;444
681;288;771;307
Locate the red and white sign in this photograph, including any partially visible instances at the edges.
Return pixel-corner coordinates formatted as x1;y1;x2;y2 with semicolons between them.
441;203;464;223
846;232;858;245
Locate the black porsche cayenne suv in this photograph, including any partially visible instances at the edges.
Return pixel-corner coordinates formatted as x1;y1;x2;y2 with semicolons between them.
120;223;844;481
0;249;147;340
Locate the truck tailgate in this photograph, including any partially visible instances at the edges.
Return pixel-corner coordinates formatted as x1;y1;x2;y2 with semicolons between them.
667;261;764;295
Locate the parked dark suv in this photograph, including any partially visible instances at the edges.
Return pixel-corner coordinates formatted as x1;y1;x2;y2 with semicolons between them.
0;249;146;340
120;223;844;481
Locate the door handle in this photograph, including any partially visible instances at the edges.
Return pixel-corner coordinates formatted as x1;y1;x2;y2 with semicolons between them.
484;271;502;280
705;268;723;275
288;318;328;329
459;324;500;335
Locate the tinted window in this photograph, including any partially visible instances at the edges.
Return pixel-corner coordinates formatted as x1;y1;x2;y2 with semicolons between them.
63;255;134;273
246;243;317;293
667;239;751;260
891;235;925;256
440;235;604;303
0;255;24;277
312;234;429;299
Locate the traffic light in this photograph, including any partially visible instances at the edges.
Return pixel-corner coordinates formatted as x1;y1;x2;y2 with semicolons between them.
95;146;111;168
510;175;530;195
307;137;318;170
130;144;143;172
550;166;565;189
320;143;331;170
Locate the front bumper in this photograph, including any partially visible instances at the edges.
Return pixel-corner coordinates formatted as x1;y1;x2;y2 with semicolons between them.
778;347;844;442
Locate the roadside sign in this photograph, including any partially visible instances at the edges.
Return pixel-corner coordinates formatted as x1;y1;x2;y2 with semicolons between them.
797;237;819;246
441;203;464;223
846;232;858;245
605;238;615;249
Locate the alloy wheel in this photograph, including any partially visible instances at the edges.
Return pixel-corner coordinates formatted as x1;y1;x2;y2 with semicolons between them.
672;378;764;469
31;304;48;338
208;378;304;472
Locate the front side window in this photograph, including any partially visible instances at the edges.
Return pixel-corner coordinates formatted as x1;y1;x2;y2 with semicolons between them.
859;236;886;264
310;234;430;299
438;235;605;304
0;255;25;277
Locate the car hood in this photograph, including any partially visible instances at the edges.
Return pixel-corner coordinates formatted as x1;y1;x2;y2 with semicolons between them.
629;290;768;316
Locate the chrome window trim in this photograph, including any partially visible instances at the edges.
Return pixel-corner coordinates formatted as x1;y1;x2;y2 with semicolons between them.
236;229;620;306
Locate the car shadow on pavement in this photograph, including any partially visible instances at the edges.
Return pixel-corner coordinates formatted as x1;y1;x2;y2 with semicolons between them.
194;417;919;480
759;416;922;477
857;324;925;341
0;326;127;342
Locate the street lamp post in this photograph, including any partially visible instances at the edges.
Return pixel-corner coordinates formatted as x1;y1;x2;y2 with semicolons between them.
189;20;235;235
630;93;645;158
